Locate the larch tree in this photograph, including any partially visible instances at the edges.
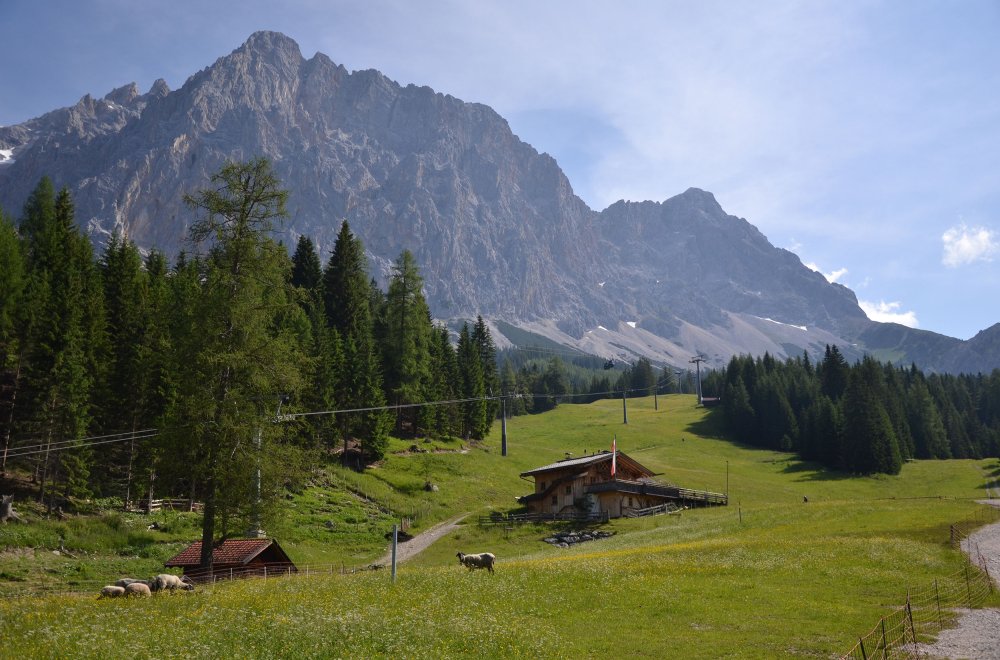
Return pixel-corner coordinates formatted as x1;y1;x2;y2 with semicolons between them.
162;158;308;570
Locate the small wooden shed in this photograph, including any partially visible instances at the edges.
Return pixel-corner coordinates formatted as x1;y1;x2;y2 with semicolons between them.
165;538;297;583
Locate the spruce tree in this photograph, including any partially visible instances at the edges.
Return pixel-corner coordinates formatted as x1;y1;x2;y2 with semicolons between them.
456;323;486;439
383;250;432;435
321;222;390;463
472;316;499;426
841;359;902;474
0;209;25;475
18;185;104;506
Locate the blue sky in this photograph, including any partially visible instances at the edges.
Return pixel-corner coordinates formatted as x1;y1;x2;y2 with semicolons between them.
2;0;998;340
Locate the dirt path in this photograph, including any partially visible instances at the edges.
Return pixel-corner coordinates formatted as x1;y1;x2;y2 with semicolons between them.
916;499;1000;659
377;513;469;566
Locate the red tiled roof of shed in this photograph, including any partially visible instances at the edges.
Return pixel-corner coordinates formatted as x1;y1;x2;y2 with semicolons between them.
165;539;280;567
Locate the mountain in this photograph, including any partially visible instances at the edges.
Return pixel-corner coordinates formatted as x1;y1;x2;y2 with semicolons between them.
0;31;996;374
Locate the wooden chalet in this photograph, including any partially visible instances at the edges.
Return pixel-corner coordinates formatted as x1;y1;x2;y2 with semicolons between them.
518;450;726;519
164;538;297;582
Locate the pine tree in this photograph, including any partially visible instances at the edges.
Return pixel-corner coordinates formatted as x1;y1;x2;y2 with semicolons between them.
472;316;499;427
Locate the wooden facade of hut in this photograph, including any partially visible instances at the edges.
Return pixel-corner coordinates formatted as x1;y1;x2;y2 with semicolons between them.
164;538;297;582
518;450;726;519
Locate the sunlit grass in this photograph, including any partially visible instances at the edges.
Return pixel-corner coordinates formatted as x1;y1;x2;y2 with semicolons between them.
2;394;998;657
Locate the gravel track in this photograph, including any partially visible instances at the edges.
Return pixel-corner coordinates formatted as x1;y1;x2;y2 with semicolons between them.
376;513;469;566
917;499;1000;659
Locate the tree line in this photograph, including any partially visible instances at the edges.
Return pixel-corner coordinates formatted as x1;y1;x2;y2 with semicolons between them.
0;160;503;558
705;346;1000;474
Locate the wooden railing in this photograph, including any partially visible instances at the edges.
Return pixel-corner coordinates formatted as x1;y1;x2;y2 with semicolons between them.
128;498;203;513
624;502;682;518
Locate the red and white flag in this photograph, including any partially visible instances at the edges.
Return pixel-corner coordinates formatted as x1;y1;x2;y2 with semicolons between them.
611;436;617;477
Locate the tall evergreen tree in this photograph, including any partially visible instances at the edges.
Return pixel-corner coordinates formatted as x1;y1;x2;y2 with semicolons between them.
383;250;432;435
162;158;308;570
456;323;486;439
841;358;902;474
819;345;849;401
321;222;389;462
17;184;104;505
0;208;25;475
472;316;499;425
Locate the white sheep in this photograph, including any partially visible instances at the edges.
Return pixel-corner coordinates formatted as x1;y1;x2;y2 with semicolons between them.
456;551;496;574
115;577;152;589
124;582;152;597
99;585;126;598
155;573;194;592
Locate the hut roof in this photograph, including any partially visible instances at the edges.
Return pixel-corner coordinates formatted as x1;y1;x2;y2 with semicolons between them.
164;538;293;568
520;450;655;478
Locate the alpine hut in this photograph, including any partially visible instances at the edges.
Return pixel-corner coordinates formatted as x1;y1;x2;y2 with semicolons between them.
518;450;726;519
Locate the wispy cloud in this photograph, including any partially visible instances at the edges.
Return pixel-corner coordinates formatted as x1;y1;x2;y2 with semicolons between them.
941;223;998;267
859;300;919;328
805;262;848;284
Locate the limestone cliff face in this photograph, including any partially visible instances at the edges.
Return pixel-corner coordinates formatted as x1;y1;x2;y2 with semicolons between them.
0;31;993;372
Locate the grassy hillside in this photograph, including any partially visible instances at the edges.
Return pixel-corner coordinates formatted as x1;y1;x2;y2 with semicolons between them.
2;395;998;657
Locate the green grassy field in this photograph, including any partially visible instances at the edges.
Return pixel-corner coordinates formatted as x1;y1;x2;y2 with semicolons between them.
1;394;998;658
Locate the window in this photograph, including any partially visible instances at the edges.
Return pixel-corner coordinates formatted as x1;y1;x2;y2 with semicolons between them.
539;481;546;491
551;496;558;506
565;485;572;494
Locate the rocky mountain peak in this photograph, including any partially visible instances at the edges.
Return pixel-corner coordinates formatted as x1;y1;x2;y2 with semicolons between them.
104;83;140;107
0;30;994;373
147;79;171;98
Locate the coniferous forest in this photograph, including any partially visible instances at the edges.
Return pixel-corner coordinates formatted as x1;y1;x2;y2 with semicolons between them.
0;161;506;550
4;160;1000;556
704;347;1000;475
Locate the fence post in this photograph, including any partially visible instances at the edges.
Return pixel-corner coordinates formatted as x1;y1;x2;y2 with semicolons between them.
264;566;268;582
935;579;943;628
965;562;973;607
879;618;887;655
859;637;868;660
906;592;916;646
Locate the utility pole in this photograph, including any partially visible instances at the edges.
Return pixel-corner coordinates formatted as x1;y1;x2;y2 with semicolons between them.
689;356;705;405
248;394;288;539
622;387;628;425
501;394;508;457
675;370;683;394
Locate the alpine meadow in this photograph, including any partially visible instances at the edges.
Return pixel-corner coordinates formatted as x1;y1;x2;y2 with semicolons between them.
2;21;1000;660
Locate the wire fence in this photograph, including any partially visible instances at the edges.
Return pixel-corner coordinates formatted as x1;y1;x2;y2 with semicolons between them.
842;505;1000;659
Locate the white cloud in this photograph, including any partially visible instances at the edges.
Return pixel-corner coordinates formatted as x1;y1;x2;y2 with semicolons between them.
805;262;848;284
942;223;998;267
859;300;919;327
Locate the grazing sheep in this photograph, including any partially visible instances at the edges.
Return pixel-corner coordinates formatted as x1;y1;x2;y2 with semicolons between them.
456;551;496;574
155;573;194;592
115;577;152;589
124;582;151;597
99;585;126;599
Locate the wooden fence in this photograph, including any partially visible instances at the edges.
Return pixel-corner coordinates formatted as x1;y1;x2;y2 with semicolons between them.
842;504;1000;659
624;502;682;518
128;498;203;513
